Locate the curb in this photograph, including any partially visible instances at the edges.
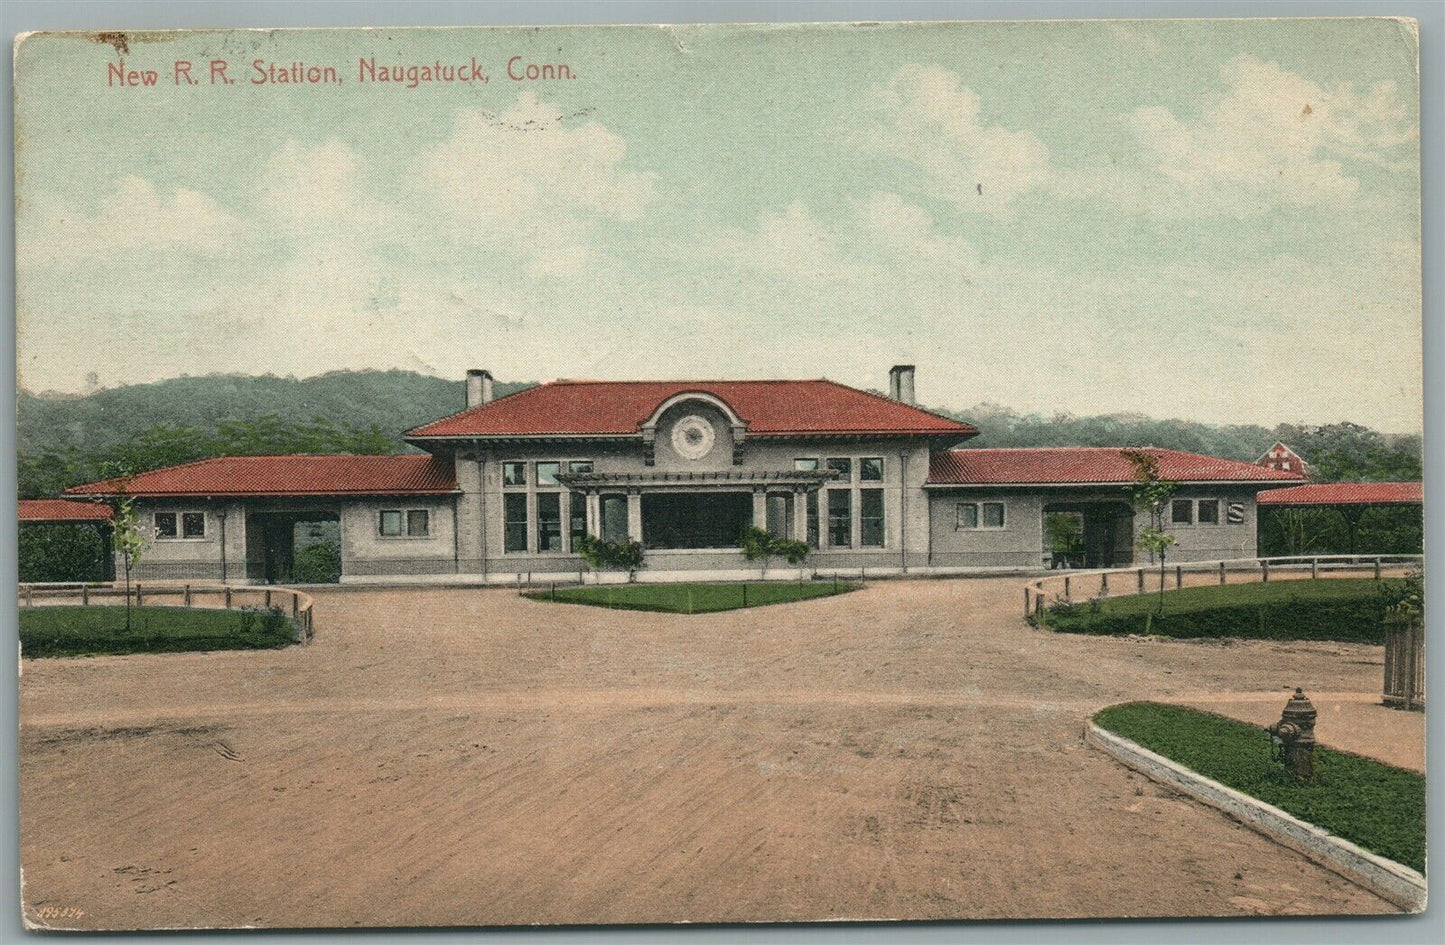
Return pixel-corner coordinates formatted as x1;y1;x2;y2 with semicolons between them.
1085;720;1426;913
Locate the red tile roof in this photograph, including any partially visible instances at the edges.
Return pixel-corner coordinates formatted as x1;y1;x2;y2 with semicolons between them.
65;455;457;498
19;498;114;523
928;447;1307;486
1257;482;1423;507
406;380;977;439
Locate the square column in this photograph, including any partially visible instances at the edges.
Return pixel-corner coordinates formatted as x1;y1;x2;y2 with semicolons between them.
752;488;767;529
586;492;601;538
626;490;643;543
792;489;809;542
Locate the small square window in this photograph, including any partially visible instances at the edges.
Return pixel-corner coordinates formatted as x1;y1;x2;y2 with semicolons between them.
826;458;852;478
568;460;594;475
1171;499;1194;525
182;511;205;539
1197;500;1220;525
956;503;979;529
407;510;430;537
154;512;177;538
793;458;819;472
860;457;884;481
380;510;404;537
537;462;561;486
982;502;1006;528
502;462;526;487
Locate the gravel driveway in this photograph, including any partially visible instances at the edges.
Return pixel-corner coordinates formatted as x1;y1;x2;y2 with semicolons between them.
19;578;1401;929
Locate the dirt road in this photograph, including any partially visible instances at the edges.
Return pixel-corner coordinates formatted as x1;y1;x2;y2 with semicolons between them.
19;578;1403;929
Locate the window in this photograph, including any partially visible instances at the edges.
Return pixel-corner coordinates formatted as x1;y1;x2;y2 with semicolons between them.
861;489;884;547
182;512;205;538
860;457;884;482
1171;499;1194;525
570;493;588;548
537;493;563;551
381;509;430;538
826;457;852;479
827;490;852;547
1197;499;1220;525
956;502;1006;529
806;492;820;547
154;512;178;538
794;458;819;472
502;461;526;487
537;461;562;486
504;494;529;553
568;460;594;475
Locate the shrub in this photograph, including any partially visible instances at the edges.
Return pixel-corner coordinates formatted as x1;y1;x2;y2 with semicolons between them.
738;526;812;569
292;540;342;583
575;534;645;574
18;523;108;583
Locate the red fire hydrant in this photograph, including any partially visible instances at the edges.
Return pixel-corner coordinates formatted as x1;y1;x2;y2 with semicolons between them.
1267;687;1318;782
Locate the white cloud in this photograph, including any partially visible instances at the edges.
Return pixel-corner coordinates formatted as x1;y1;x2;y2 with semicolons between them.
1128;54;1416;212
870;65;1053;211
419;92;656;276
18;176;240;269
260;139;386;235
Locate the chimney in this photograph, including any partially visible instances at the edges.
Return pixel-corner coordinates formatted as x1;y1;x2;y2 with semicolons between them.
888;364;915;405
466;369;494;408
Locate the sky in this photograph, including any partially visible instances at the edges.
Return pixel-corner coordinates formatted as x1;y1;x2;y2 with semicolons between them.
14;19;1423;432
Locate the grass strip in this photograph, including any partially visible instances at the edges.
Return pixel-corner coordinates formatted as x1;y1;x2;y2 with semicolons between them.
523;580;856;614
1046;578;1396;642
1094;701;1425;873
20;605;297;658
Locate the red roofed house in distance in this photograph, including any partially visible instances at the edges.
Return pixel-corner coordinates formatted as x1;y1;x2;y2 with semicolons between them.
65;365;1305;583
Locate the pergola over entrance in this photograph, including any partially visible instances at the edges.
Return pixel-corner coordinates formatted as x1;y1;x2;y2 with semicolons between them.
556;469;837;549
1257;481;1423;555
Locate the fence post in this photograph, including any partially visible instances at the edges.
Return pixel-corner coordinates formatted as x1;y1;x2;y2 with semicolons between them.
742;583;748;608
1137;568;1144;593
1175;565;1182;589
136;584;143;607
81;584;89;606
1100;571;1109;597
1261;560;1269;583
224;587;233;609
1063;575;1071;601
1035;589;1044;620
23;586;31;608
1311;558;1318;580
264;590;272;609
1219;561;1226;585
184;584;192;607
1375;557;1382;580
1024;587;1031;618
292;594;299;619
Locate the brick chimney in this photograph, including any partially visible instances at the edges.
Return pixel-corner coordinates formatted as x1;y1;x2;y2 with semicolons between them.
888;364;915;405
466;369;494;408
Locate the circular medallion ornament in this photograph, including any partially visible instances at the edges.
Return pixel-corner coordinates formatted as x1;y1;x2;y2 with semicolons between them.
670;415;716;460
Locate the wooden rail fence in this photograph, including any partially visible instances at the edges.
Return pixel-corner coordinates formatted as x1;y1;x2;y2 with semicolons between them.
18;582;315;644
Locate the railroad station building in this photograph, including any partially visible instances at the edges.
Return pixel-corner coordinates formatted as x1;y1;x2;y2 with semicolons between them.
63;366;1306;583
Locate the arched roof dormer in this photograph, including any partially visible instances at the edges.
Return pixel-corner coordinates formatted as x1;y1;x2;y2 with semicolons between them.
638;390;748;466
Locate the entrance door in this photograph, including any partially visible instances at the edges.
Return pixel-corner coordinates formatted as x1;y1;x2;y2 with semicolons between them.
261;519;296;584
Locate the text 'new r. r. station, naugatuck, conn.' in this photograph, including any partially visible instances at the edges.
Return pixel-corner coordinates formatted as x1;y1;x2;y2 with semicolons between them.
107;55;576;88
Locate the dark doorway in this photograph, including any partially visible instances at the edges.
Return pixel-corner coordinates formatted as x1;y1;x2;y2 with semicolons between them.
247;512;342;584
642;492;753;549
1042;502;1133;569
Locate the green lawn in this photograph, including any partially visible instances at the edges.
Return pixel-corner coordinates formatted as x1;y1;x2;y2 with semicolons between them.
1095;702;1425;873
20;605;298;658
523;580;856;614
1045;578;1395;642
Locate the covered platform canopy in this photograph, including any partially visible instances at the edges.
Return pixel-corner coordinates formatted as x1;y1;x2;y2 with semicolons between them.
1257;482;1422;556
1256;482;1422;509
18;498;114;524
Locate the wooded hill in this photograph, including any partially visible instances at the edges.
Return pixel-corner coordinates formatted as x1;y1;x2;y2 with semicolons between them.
17;370;1422;498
